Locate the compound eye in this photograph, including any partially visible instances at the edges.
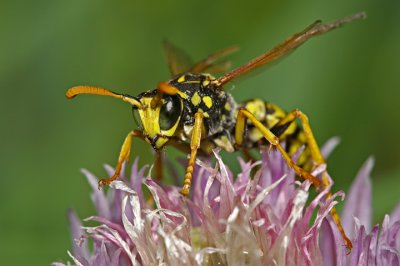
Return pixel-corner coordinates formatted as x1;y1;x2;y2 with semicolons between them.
132;108;143;129
159;95;181;130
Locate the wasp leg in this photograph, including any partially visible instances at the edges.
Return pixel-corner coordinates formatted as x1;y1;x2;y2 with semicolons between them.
271;109;352;251
155;151;163;181
181;112;204;196
235;108;323;187
98;130;143;188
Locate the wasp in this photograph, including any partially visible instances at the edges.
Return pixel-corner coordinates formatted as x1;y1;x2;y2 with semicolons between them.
66;12;366;251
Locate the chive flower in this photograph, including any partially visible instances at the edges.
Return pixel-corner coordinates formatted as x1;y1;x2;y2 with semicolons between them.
53;139;400;265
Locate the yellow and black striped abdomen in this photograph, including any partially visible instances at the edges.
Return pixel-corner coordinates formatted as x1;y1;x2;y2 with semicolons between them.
239;99;311;169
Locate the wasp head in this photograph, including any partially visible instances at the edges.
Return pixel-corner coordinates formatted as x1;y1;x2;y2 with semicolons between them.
132;83;184;150
65;82;185;151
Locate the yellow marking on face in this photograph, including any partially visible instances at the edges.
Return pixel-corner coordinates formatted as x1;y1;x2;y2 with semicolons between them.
202;80;210;87
177;75;185;83
191;92;201;106
202;96;213;108
224;102;231;111
137;97;161;137
136;97;181;149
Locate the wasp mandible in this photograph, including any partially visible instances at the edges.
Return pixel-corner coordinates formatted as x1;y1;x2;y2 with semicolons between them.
66;12;366;252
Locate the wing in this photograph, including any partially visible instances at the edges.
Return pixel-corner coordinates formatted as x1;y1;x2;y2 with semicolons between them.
163;39;239;76
190;45;239;74
214;12;366;87
163;39;193;76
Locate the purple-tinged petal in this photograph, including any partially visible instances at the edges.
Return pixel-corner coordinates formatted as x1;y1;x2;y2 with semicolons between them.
247;174;287;217
68;209;90;261
196;158;220;205
268;184;309;265
258;150;272;187
303;181;330;224
387;220;400;259
376;215;400;265
121;194;153;265
301;191;344;266
349;219;367;266
195;247;226;265
262;148;287;203
87;222;136;265
83;225;126;252
213;150;236;221
321;137;341;159
192;164;208;209
144;178;182;215
67;250;85;266
129;158;148;206
235;158;261;198
342;157;374;237
109;248;123;266
320;218;339;266
84;216;127;239
92;241;111;266
390;204;400;226
59;140;400;265
353;224;379;266
103;164;129;222
81;169;111;220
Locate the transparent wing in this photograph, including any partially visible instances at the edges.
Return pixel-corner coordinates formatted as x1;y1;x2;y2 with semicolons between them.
163;39;239;76
214;12;366;87
190;45;239;74
163;39;193;76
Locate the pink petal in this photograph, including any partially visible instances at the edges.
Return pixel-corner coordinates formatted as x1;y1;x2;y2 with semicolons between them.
81;169;111;220
320;218;339;266
342;157;374;237
68;209;90;261
321;137;341;159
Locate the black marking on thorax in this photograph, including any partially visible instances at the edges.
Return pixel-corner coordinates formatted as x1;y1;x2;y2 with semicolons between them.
169;73;236;138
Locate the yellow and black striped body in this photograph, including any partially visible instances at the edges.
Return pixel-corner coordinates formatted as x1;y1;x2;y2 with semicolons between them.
166;73;311;168
166;73;236;148
237;99;310;169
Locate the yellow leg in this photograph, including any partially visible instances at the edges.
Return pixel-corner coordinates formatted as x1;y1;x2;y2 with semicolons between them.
235;108;323;188
98;130;143;188
181;112;204;196
272;109;352;251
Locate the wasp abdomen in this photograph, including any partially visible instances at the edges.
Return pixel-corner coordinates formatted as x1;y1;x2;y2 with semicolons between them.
236;99;310;168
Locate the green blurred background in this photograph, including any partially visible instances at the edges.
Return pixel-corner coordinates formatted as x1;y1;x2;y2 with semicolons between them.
1;0;399;264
